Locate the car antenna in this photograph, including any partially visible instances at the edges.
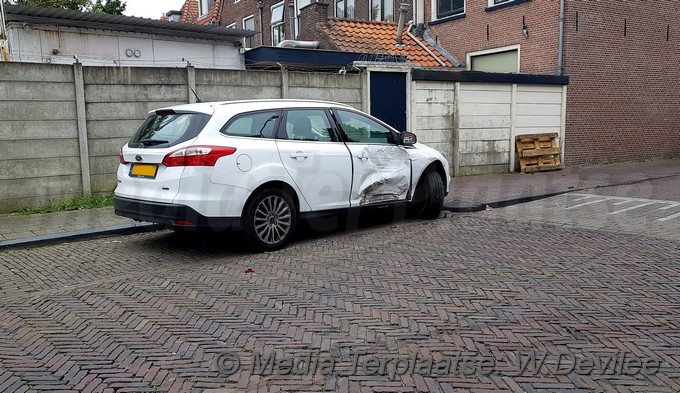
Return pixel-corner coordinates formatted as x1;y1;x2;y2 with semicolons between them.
178;60;202;103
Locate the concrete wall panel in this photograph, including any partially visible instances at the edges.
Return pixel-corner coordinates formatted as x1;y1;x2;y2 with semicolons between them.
0;120;78;140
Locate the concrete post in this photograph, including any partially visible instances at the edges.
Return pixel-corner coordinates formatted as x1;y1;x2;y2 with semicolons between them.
452;82;460;177
73;62;92;197
560;85;567;163
361;70;370;112
187;65;197;103
281;66;289;99
509;83;517;173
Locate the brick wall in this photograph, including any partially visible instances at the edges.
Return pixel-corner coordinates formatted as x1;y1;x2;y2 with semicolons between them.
423;0;680;164
424;0;560;74
563;0;680;164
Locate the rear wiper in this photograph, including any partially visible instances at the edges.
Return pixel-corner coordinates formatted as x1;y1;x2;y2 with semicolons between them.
139;138;169;146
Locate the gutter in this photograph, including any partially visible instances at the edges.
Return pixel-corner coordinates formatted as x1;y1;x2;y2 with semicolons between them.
406;24;446;67
557;0;565;75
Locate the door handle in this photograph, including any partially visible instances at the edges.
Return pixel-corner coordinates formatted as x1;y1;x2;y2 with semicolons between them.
356;152;369;161
289;151;308;160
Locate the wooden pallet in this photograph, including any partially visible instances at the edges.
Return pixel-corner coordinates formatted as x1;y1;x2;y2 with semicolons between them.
515;133;563;173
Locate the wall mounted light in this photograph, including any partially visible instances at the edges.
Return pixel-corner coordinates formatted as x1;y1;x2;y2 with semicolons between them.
522;16;528;38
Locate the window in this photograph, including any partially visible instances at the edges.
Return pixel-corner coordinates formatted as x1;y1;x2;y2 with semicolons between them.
371;0;393;21
437;0;464;19
226;22;236;29
468;45;519;73
281;110;336;141
129;113;211;148
491;0;512;4
243;15;255;48
334;110;394;144
470;50;518;72
221;111;280;138
336;0;355;18
271;3;285;46
199;0;215;16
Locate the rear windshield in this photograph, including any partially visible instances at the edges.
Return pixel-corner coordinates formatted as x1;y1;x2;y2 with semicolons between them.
128;112;211;148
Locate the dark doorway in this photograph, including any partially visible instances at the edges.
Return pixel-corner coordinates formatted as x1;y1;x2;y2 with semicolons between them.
370;71;407;131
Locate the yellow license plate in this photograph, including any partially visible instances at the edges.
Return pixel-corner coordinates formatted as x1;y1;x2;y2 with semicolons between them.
129;163;158;178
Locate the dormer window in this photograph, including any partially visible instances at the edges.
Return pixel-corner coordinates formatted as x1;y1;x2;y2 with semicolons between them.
199;0;215;17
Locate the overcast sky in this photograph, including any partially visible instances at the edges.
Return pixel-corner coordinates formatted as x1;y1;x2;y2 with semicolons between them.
123;0;185;19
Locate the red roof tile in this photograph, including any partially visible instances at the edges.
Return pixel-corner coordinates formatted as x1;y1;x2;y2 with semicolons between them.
321;18;453;67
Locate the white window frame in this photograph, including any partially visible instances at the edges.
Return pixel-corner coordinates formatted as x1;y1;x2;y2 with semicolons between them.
242;15;255;48
271;2;285;46
431;0;464;22
466;44;521;72
226;22;236;29
487;0;514;7
199;0;214;17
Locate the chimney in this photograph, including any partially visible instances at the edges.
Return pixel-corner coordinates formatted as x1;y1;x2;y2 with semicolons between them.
298;0;329;37
396;3;409;44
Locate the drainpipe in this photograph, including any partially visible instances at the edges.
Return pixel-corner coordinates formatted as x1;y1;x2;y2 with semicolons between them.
0;0;7;38
288;1;296;40
396;3;409;44
557;0;565;75
257;0;264;46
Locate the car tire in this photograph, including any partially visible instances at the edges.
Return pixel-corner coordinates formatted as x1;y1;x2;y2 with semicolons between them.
409;170;444;219
243;188;298;251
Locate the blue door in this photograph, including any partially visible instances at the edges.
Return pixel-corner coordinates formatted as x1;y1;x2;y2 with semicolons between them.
370;72;407;132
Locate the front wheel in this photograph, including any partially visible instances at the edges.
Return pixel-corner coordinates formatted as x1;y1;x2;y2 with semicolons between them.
243;189;298;251
409;170;445;219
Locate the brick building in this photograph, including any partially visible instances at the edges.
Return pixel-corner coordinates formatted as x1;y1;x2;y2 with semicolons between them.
218;0;416;48
423;0;680;164
295;1;454;67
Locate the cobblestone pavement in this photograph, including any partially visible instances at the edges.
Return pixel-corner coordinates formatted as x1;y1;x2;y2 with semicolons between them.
0;205;679;391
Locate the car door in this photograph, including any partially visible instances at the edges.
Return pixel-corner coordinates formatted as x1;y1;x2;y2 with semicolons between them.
331;108;411;206
275;108;353;211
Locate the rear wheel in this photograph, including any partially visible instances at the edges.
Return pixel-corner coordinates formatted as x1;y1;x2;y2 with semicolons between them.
409;170;444;219
243;189;297;251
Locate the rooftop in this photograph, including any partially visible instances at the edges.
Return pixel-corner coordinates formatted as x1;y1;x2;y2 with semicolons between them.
320;18;454;68
4;4;251;42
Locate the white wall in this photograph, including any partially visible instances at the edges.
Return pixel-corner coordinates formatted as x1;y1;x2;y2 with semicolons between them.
412;80;567;176
7;23;244;70
412;80;456;167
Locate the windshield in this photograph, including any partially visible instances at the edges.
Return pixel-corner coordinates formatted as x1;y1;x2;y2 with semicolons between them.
128;112;211;148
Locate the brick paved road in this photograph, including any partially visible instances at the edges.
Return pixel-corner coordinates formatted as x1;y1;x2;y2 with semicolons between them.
1;208;679;391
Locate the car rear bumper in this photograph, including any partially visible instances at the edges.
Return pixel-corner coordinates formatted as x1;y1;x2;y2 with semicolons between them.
114;196;241;230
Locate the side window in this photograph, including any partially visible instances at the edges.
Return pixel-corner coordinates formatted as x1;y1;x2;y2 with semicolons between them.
334;109;394;144
282;109;336;142
220;111;279;138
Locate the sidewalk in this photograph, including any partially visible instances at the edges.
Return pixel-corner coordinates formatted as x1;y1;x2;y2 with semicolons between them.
1;159;679;249
444;158;680;211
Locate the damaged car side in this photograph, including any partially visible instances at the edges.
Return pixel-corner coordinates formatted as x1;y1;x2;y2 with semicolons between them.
114;100;450;251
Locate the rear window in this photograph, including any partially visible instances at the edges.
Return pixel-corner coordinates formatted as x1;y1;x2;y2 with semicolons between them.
128;112;211;148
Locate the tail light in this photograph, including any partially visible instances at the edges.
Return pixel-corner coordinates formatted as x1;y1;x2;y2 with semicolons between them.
162;146;237;167
119;147;126;164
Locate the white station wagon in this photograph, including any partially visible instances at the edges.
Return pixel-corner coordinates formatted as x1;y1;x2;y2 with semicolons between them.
114;100;449;250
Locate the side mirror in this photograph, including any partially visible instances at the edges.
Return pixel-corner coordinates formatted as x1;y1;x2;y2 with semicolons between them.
402;131;417;146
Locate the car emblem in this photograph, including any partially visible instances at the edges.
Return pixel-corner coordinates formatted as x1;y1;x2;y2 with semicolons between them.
135;155;143;162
